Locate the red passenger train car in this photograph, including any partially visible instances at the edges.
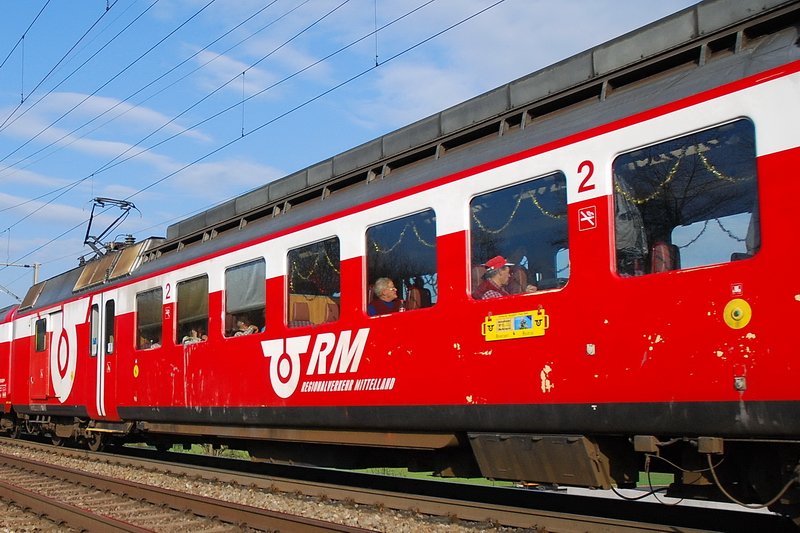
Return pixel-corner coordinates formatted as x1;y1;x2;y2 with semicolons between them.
2;0;800;517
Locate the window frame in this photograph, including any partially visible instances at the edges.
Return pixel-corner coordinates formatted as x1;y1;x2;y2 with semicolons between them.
365;208;438;316
612;118;758;277
224;258;266;337
286;237;340;328
469;171;570;299
176;275;209;344
135;287;163;350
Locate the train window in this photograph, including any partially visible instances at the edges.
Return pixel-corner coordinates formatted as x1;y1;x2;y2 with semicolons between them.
34;318;46;352
176;276;209;344
136;287;162;350
470;171;569;298
225;259;265;337
613;119;758;276
105;299;115;355
90;304;99;357
366;209;437;315
287;237;339;327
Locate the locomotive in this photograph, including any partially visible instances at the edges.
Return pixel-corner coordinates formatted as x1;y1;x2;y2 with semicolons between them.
2;0;800;519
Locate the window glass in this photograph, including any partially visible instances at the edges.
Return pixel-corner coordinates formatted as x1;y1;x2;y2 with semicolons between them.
34;318;46;352
287;237;339;327
90;304;99;357
613;119;758;276
177;276;208;344
470;172;569;298
136;288;162;349
225;259;265;337
105;300;115;355
366;209;437;315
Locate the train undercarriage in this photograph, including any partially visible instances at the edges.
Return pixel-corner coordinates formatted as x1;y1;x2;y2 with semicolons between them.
2;409;799;521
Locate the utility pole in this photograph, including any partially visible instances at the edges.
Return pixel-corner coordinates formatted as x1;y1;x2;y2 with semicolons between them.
0;262;40;302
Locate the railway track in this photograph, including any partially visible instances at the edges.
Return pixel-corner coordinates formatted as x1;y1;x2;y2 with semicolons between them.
0;446;368;532
0;437;795;532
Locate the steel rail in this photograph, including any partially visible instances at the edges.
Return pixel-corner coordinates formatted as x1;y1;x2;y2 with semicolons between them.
0;478;151;532
0;450;369;532
5;438;790;532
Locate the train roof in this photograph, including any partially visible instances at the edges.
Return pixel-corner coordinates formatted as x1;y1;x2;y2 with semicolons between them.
158;0;799;250
18;0;800;313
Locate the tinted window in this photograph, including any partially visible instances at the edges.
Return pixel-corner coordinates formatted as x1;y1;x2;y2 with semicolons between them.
105;299;115;355
287;237;339;327
136;288;162;349
225;259;265;337
90;304;99;357
470;172;569;297
34;318;46;352
613;119;758;275
176;276;208;344
366;209;437;313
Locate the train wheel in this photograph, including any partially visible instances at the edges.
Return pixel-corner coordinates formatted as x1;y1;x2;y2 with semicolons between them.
51;435;65;447
9;423;20;439
86;433;106;452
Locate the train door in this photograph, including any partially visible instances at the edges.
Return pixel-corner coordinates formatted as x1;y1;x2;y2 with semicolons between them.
29;314;52;400
89;295;117;418
0;320;11;404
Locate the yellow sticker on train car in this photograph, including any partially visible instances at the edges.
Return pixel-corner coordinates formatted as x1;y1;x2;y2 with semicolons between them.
482;309;549;341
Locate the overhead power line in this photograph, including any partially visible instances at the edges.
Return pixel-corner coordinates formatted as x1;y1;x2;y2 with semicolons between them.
0;1;119;131
1;0;506;283
0;0;215;164
0;0;52;71
0;0;292;184
0;0;343;233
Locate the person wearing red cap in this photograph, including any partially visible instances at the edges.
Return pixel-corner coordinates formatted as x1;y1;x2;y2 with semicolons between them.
474;255;514;299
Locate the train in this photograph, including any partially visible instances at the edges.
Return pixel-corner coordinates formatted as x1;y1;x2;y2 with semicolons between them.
2;0;800;520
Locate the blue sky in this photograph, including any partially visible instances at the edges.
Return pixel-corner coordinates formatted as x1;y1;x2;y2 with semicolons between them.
0;0;696;306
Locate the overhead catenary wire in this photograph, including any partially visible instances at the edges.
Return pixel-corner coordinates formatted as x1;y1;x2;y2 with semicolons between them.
0;0;215;164
0;0;328;235
0;0;158;142
0;1;120;131
0;0;290;181
0;0;51;72
0;0;352;238
0;0;506;287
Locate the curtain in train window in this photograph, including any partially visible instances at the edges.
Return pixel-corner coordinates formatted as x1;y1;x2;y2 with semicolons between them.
366;209;437;313
176;276;209;344
613;119;758;276
136;288;162;349
225;259;265;337
287;237;340;327
470;171;569;297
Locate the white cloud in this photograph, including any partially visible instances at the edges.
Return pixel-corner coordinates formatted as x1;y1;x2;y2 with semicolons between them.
12;92;210;141
164;157;282;199
191;49;279;96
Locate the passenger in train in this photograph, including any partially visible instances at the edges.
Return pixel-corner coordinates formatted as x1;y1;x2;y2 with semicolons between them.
410;277;432;308
474;256;513;299
182;327;204;344
505;247;537;294
473;255;537;300
138;335;161;349
367;277;404;316
234;317;258;336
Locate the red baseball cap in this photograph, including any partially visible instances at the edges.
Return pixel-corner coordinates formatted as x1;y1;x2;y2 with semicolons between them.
483;255;513;271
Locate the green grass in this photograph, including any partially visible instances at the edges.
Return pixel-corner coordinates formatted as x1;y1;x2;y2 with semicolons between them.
359;467;675;491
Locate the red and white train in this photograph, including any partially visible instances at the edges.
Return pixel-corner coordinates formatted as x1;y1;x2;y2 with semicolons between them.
2;0;800;517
